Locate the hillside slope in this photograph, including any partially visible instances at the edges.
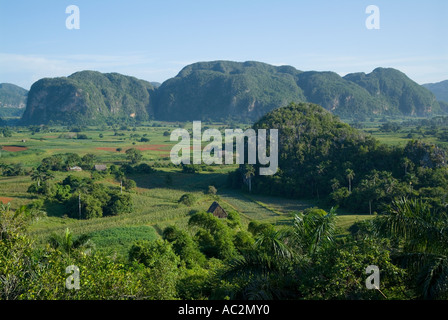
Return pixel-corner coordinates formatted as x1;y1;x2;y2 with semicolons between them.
423;80;448;103
0;83;28;119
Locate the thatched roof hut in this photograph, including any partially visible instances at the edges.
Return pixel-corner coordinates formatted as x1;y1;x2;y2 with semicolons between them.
207;201;228;219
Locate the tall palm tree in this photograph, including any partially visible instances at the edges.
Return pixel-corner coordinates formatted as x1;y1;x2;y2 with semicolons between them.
243;164;255;193
346;169;355;192
401;157;413;175
372;198;448;299
72;181;90;219
115;170;125;194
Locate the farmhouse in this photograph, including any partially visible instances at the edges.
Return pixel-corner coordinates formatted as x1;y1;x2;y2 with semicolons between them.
207;201;228;219
69;166;82;172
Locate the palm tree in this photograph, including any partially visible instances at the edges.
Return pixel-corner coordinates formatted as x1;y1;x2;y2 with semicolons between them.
48;228;94;259
372;198;448;299
115;170;125;194
222;207;338;299
31;168;54;187
401;157;413;175
315;162;327;200
290;207;337;256
345;169;355;192
254;228;293;259
243;164;255;193
72;181;90;219
223;229;297;299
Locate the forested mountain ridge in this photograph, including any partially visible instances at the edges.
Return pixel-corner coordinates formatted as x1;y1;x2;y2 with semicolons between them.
423;80;448;103
20;71;156;125
154;61;306;122
0;83;28;120
19;61;442;125
344;68;440;116
0;83;28;108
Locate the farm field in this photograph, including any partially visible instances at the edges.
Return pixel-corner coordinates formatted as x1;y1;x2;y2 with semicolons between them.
1;121;374;258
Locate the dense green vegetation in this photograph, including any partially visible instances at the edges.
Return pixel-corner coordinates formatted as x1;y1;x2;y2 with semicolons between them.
240;103;448;217
3;196;447;300
14;61;443;126
2;100;448;300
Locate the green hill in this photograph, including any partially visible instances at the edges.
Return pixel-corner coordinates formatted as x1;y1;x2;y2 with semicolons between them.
296;71;379;118
155;60;306;122
423;80;448;103
251;102;377;198
345;68;441;116
21;71;156;125
0;83;28;119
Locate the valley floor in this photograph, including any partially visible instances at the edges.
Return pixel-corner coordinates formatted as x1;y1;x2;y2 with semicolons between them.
0;122;373;257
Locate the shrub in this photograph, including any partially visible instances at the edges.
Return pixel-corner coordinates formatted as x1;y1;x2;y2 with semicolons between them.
207;185;217;195
178;193;196;207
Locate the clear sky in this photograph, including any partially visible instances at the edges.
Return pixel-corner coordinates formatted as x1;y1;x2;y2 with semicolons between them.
0;0;447;89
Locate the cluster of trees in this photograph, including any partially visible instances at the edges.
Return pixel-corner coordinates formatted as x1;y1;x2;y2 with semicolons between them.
28;174;133;219
229;103;448;215
2;197;447;300
38;153;98;171
0;127;12;137
379;122;401;132
25;153;146;220
0;163;27;177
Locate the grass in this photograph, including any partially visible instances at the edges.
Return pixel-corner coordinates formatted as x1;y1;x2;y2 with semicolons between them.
335;214;374;235
88;225;159;257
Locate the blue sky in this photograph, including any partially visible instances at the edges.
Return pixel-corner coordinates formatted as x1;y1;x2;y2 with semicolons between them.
1;0;447;89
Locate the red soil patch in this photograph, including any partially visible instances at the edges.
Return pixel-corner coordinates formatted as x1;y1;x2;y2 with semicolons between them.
96;144;170;152
135;144;170;151
1;146;28;152
0;197;13;204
